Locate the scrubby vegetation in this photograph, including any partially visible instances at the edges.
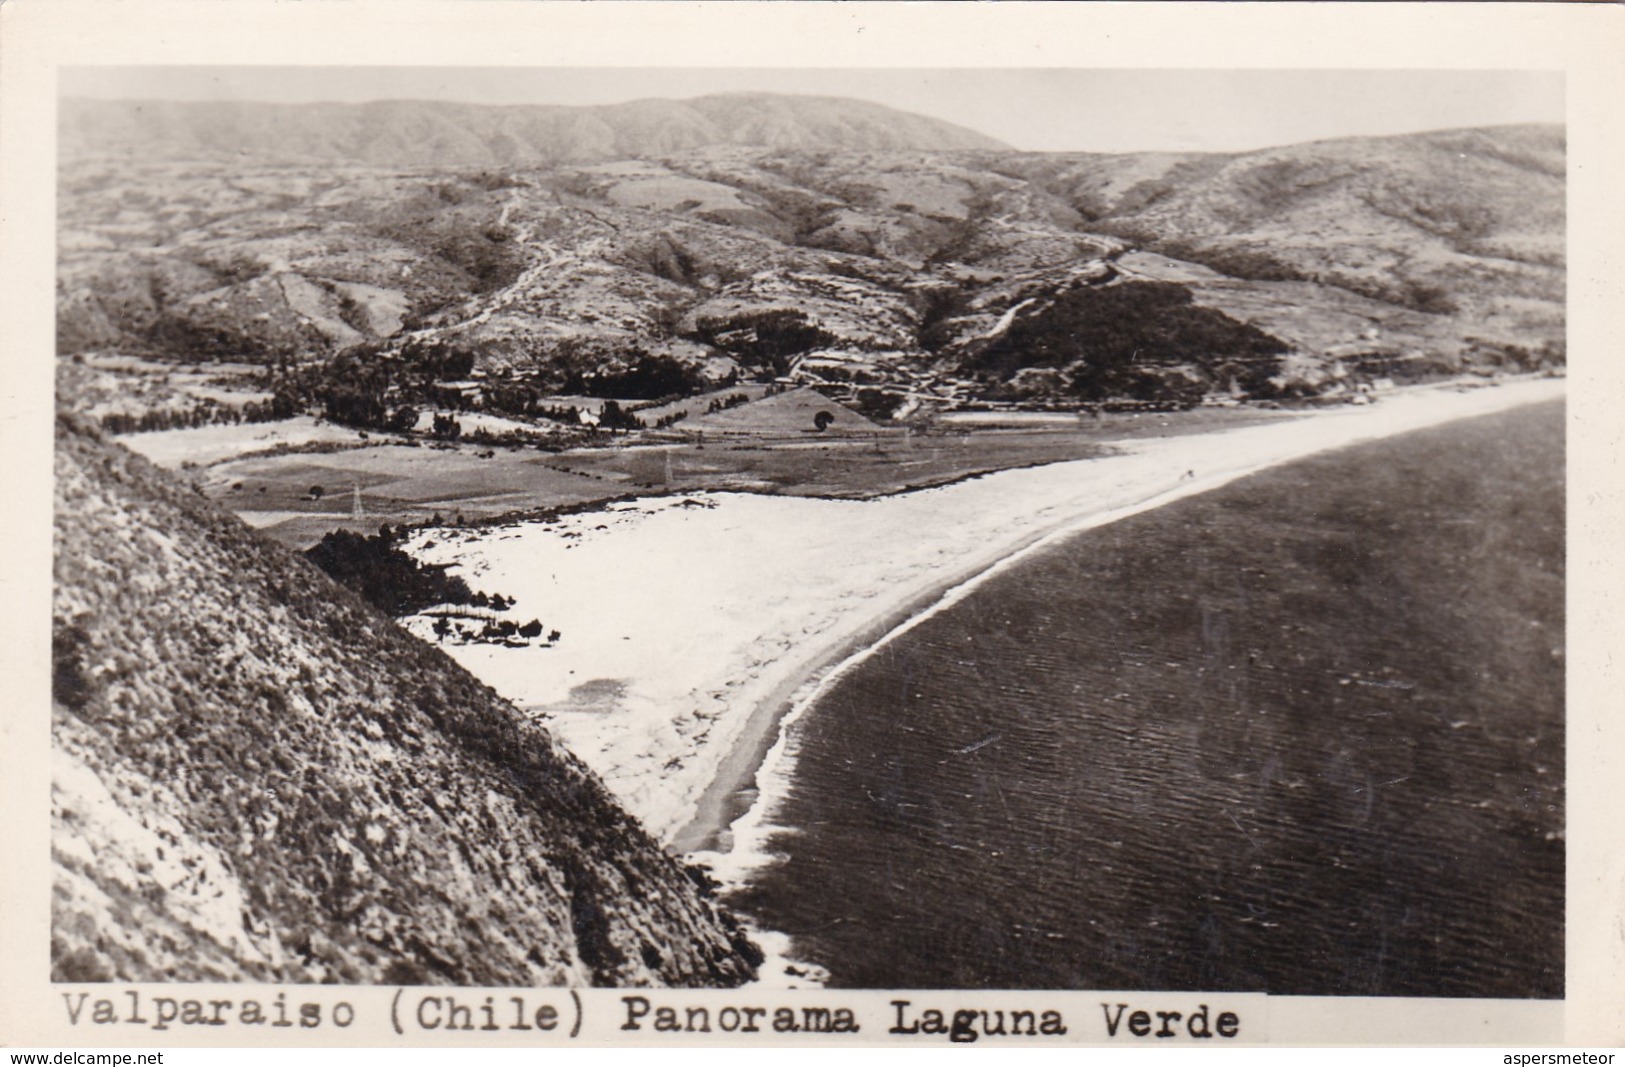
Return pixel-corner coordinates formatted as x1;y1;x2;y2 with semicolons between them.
1153;239;1309;284
687;310;837;379
564;352;705;401
96;394;298;435
912;284;974;352
52;414;762;984
429;612;561;649
305;525;562;647
57;119;1562;423
305;525;486;616
968;281;1289;404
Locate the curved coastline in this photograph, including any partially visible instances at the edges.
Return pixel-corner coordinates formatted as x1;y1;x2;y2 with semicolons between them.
401;376;1565;872
716;396;1566;995
669;446;1304;855
676;377;1569;873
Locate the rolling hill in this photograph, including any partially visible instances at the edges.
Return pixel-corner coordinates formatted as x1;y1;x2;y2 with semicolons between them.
56;95;1564;408
58;92;1010;167
52;413;762;984
1003;124;1565;324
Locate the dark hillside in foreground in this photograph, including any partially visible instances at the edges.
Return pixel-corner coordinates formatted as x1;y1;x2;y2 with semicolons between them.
51;415;760;985
738;399;1564;996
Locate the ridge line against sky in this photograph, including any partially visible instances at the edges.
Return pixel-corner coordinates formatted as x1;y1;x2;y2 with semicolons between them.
60;68;1563;154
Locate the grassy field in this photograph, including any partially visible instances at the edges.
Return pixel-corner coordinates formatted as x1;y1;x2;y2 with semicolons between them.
196;402;1295;547
208;443;623;547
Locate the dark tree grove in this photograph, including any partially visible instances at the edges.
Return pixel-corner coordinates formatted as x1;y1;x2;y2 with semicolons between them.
305;526;480;616
969;281;1289;401
686;310;836;379
565;352;705;401
597;400;644;432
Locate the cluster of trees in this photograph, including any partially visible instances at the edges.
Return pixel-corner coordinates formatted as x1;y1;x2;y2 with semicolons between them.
398;340;478;386
912;285;974;352
139;329;737;444
705;393;751;414
563;352;705;401
321;384;391;428
305;525;498;617
794;362;885;386
969;281;1288;404
431;614;560;647
259;340;480;432
460;427;565;451
686;310;836;378
99;393;299;435
289;345;672;443
481;383;564;419
531;403;588;425
853;387;907;421
597;400;644;432
256;353;382;431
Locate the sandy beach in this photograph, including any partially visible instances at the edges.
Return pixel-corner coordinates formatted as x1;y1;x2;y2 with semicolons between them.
400;377;1566;852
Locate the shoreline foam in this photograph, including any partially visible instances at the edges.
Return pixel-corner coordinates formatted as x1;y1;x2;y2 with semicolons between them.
678;377;1568;858
400;378;1565;862
707;392;1566;991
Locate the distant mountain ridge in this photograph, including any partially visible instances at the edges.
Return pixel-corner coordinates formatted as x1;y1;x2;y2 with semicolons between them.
57;119;1563;407
60;92;1011;165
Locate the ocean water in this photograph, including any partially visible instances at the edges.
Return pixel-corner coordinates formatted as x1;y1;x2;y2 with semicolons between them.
727;400;1565;996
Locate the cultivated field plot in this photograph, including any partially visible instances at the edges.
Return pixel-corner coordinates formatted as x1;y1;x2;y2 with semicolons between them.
563;407;1295;493
205;443;623;546
188;402;1294;546
553;433;1118;498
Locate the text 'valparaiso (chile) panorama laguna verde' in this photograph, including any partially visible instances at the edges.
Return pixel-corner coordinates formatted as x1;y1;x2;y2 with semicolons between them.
48;66;1567;1018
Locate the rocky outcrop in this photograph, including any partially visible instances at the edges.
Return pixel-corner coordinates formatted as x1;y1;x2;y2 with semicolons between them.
51;414;761;985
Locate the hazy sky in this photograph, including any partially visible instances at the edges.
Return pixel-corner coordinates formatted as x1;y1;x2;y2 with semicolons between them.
60;67;1564;154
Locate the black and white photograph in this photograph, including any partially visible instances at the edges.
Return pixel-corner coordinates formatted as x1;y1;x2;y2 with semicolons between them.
4;0;1623;1051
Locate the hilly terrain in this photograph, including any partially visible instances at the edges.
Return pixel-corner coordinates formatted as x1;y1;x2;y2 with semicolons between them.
57;96;1564;421
59;93;1010;167
51;412;761;985
46;95;1570;995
